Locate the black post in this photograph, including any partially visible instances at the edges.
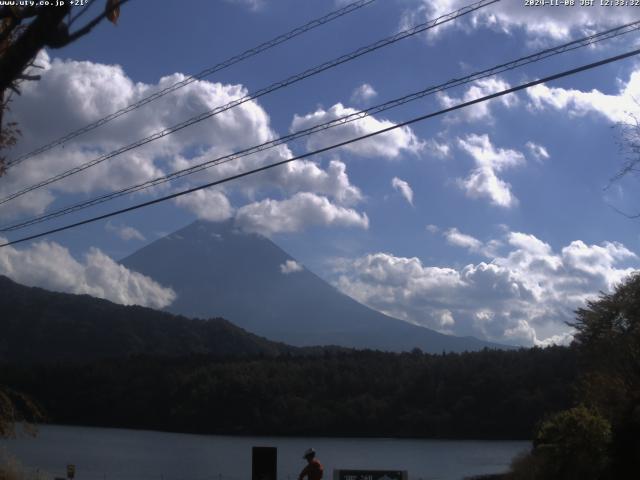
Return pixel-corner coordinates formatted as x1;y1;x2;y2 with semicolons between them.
252;446;277;480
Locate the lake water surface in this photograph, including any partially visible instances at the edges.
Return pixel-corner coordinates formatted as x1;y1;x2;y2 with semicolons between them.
1;425;529;480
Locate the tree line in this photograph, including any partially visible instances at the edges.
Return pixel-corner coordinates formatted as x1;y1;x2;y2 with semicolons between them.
0;346;576;440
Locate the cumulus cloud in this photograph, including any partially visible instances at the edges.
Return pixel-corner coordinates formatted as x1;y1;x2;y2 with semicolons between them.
350;83;378;105
527;68;640;123
174;189;234;222
280;260;303;274
526;141;550;161
444;227;503;257
444;227;482;252
2;51;274;218
391;177;414;206
235;192;369;236
459;168;517;208
332;230;638;346
3;52;366;242
267;159;363;206
437;77;517;123
406;0;639;42
0;238;176;308
290;103;423;160
456;134;525;208
105;221;146;242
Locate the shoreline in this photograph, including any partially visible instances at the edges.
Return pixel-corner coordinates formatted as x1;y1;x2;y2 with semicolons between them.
31;422;532;443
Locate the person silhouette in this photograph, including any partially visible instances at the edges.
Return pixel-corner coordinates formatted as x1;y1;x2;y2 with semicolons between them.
298;448;323;480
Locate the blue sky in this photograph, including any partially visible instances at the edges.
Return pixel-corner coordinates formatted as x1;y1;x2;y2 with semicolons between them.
1;0;640;346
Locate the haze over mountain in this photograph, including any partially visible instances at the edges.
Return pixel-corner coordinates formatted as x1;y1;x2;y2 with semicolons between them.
122;221;508;353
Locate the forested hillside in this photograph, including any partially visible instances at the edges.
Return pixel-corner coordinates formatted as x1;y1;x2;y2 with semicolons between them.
0;275;298;362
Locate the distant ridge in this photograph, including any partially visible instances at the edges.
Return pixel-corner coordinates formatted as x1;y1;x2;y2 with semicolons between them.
122;220;511;353
0;275;299;363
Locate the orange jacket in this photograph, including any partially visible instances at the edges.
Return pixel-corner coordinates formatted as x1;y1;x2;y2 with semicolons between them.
299;459;323;480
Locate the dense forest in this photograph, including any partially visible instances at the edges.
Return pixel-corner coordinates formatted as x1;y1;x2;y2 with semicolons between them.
0;346;576;440
0;275;303;362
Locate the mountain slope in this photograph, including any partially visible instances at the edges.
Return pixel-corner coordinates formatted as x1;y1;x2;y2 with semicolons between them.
122;220;508;352
0;275;297;363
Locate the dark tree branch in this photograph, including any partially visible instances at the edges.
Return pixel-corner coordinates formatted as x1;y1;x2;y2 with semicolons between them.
0;6;39;20
0;6;70;93
17;74;41;81
0;7;40;46
0;0;130;92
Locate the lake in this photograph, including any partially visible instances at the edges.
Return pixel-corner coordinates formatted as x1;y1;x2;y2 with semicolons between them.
1;425;530;480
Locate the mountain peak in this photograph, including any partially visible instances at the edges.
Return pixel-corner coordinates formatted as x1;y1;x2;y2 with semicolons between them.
122;221;509;353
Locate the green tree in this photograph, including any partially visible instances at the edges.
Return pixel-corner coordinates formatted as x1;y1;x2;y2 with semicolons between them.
533;406;612;480
570;272;640;476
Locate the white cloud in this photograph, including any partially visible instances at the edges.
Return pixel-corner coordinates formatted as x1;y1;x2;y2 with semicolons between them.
332;230;638;346
266;159;363;206
426;224;440;234
444;227;482;252
457;134;525;208
280;260;303;274
527;68;640;123
407;1;640;42
174;189;234;222
391;177;414;206
2;51;274;218
0;238;176;308
425;139;451;159
224;0;264;11
526;141;550;161
105;221;146;242
536;331;574;348
561;239;636;290
290;103;423;160
437;77;517;123
235;192;369;236
3;52;367;241
350;83;378;105
459;167;516;209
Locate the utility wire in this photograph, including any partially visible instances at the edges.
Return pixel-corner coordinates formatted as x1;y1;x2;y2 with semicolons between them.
2;19;638;233
2;46;639;248
0;0;499;206
5;0;376;169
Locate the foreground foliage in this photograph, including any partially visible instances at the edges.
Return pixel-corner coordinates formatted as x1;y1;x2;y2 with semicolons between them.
0;387;42;438
509;273;640;479
0;453;46;480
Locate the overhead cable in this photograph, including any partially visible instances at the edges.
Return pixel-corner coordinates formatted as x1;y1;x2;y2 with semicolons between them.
0;0;499;206
2;45;639;248
4;0;377;169
2;19;638;233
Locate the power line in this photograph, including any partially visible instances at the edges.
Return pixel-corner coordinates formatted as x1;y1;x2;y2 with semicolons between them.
2;19;638;233
0;0;499;207
2;46;639;248
4;0;377;169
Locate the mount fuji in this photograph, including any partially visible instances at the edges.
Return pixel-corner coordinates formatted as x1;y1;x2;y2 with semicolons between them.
122;220;509;352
